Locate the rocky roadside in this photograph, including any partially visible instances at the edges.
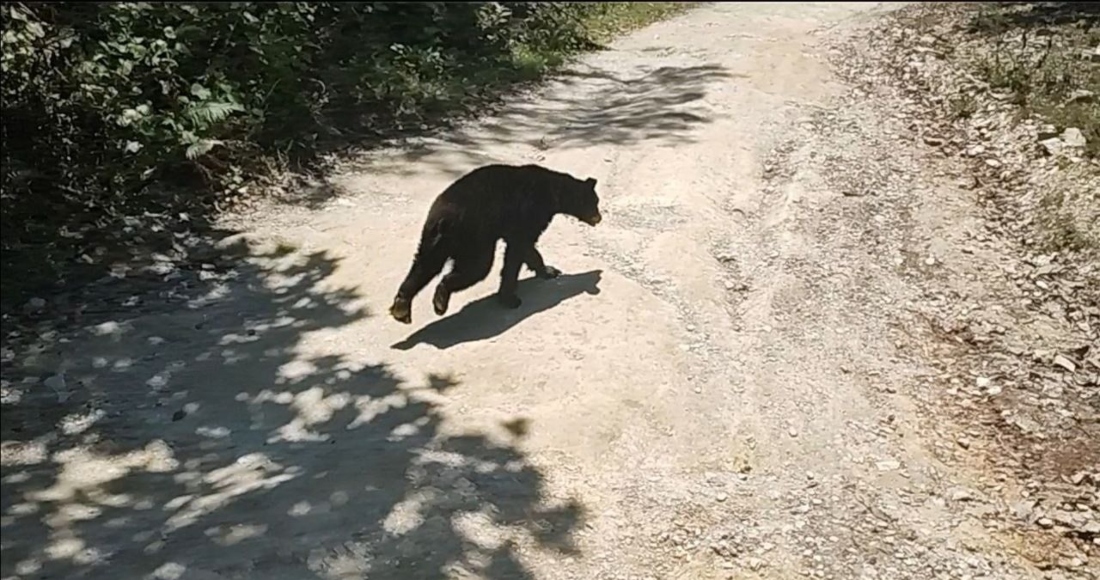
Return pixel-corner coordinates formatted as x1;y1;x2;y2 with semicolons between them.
824;2;1099;576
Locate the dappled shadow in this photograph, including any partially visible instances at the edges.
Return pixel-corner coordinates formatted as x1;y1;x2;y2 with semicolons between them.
392;270;603;351
348;63;733;180
519;64;729;149
967;2;1100;35
1;229;583;579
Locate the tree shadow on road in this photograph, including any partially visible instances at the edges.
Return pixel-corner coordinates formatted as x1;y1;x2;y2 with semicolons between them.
0;230;584;580
392;270;603;352
341;63;734;181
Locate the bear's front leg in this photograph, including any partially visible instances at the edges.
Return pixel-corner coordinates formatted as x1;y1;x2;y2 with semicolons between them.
525;247;560;279
498;243;525;309
390;296;413;324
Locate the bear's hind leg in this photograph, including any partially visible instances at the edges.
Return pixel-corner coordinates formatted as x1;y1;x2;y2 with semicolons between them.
391;245;449;324
432;243;495;316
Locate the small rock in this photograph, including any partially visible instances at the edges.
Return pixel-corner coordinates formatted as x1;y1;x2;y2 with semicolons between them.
43;373;69;403
1052;510;1082;528
1038;124;1060;140
1013;500;1036;521
975;376;992;389
923;135;945;146
984;158;1002;168
1037;517;1055;528
1039;137;1063;156
949;487;975;501
1010;415;1042;434
43;373;66;391
1062;127;1087;149
924;256;936;266
956;437;971;449
1069;471;1089;485
1065;89;1095;104
788;427;799;438
1053;354;1077;373
23;297;47;314
876;459;901;472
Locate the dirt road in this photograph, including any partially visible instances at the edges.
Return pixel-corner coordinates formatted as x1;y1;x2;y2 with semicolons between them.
1;3;1062;580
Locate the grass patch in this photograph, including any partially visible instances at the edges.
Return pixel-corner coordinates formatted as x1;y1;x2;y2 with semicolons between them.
957;3;1100;256
486;3;699;84
949;93;980;119
967;4;1100;157
580;2;700;43
1035;183;1100;253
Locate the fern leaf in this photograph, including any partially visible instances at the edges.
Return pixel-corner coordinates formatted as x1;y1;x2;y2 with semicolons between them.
183;102;244;128
185;138;224;160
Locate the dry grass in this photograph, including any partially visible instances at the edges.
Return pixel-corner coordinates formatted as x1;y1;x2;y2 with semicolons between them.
962;3;1100;255
967;3;1100;157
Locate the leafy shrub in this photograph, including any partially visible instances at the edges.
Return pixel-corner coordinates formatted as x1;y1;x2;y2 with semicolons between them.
1;3;582;195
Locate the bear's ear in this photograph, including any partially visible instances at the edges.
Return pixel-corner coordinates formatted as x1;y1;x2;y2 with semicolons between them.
585;177;598;187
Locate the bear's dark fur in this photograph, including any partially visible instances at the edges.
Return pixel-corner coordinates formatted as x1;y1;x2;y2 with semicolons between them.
389;163;602;324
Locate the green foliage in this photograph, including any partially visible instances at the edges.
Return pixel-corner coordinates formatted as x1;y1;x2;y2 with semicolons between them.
0;2;691;308
0;2;638;195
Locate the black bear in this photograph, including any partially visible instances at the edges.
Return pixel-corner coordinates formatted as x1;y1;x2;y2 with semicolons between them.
389;163;602;324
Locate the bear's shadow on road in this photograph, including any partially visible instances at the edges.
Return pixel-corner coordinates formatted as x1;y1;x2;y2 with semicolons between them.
392;269;603;351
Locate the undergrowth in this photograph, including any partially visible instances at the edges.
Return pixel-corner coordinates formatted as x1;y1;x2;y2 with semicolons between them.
963;2;1099;255
967;3;1100;157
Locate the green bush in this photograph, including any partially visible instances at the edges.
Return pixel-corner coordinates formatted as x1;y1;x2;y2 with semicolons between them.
1;3;595;196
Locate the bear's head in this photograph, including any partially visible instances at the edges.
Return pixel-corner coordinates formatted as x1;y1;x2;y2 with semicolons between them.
560;176;602;227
